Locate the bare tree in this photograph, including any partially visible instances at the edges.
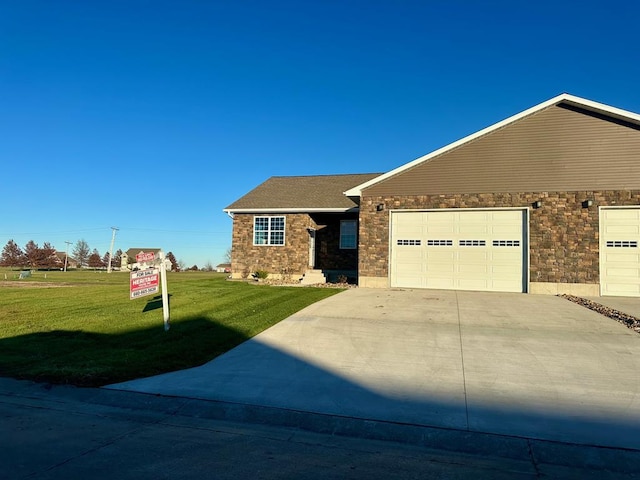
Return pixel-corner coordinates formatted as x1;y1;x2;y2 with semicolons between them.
73;239;91;268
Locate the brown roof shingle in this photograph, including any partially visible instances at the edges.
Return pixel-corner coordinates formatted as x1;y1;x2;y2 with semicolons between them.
224;173;382;211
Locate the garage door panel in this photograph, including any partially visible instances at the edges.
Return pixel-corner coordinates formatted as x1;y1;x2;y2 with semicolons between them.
425;278;456;289
459;211;489;221
458;264;488;274
605;283;640;294
425;223;456;234
458;250;488;262
425;263;455;274
490;250;522;262
604;209;640;221
604;225;640;235
603;252;640;263
458;224;489;235
490;264;521;275
606;267;640;277
391;210;526;293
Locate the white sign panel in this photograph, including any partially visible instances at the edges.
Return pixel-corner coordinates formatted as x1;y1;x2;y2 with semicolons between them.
130;268;160;300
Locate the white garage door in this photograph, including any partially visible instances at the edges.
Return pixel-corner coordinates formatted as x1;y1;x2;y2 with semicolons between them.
600;208;640;297
390;210;526;292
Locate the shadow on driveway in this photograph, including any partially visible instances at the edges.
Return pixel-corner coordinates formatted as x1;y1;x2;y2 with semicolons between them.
105;289;640;452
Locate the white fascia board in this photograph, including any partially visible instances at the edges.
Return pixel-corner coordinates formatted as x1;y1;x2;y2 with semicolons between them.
223;207;358;214
344;93;640;197
560;94;640;124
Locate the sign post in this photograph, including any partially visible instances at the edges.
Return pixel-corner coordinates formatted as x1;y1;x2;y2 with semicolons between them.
159;251;170;331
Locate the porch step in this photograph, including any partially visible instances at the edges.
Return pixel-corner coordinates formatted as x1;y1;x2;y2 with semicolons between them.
300;269;327;285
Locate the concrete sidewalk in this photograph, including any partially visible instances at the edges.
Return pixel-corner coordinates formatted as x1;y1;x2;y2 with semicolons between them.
108;289;640;452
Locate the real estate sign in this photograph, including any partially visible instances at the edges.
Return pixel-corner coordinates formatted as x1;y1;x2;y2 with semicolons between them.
135;251;155;263
130;268;160;300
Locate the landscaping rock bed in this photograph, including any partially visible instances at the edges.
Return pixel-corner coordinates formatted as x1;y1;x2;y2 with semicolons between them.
560;294;640;334
259;279;356;288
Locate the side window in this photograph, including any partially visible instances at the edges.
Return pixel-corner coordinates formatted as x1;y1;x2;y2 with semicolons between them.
254;216;285;246
340;220;357;249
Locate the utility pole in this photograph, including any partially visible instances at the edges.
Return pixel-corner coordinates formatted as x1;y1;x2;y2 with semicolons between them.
107;226;119;273
64;241;72;272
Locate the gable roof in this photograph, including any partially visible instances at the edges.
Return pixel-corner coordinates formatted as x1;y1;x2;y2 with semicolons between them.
123;248;163;258
224;173;382;213
344;93;640;197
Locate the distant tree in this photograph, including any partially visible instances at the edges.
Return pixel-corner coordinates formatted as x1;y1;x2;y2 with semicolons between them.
166;251;180;272
0;239;26;267
39;242;61;269
24;240;40;268
189;265;199;271
88;249;104;269
224;247;231;264
102;251;111;267
178;259;186;271
113;249;123;267
73;239;90;268
203;261;214;272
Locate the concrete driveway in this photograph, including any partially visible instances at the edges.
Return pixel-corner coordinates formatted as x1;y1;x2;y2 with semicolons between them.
108;289;640;450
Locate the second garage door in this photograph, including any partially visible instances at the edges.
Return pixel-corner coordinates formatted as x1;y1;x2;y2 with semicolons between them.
390;210;527;292
600;207;640;297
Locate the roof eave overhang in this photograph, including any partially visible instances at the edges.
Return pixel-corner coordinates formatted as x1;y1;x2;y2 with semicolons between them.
344;93;640;197
223;207;359;215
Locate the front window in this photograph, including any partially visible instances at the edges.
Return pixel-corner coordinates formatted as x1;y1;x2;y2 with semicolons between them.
254;216;285;246
340;220;357;249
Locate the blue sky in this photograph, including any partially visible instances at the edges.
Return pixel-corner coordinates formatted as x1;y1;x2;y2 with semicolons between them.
1;0;639;267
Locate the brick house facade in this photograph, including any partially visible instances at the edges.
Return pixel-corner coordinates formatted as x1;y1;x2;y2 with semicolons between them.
358;191;640;292
230;212;360;280
226;94;640;296
225;174;380;282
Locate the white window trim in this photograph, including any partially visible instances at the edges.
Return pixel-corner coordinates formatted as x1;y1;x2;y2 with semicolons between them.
340;219;357;250
253;216;286;246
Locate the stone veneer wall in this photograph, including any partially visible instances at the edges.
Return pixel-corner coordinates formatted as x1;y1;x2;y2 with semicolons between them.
231;213;316;278
359;191;640;288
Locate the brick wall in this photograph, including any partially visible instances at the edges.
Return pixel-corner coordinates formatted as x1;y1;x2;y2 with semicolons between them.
359;191;640;284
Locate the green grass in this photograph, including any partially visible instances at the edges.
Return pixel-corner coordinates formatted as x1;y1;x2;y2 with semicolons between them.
0;270;343;387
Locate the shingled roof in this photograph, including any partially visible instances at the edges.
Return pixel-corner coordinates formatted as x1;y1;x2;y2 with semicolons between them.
224;173;382;212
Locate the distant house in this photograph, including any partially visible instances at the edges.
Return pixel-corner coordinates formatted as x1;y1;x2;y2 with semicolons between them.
121;248;171;271
216;263;231;273
225;93;640;297
54;251;78;269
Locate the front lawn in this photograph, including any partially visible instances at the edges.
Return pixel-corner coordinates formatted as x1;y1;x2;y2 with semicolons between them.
0;270;342;386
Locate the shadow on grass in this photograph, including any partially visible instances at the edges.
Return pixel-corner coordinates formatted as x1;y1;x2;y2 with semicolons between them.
142;294;172;312
0;316;251;388
2;316;640;455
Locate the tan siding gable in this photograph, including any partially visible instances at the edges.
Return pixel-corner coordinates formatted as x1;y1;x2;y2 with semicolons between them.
364;105;640;196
